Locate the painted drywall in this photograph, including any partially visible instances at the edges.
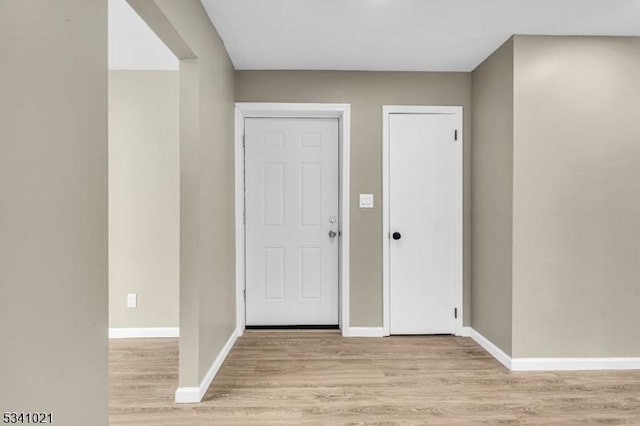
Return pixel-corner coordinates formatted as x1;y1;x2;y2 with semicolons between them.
236;71;472;327
0;1;108;425
108;0;178;70
512;36;640;357
470;38;514;355
108;70;179;328
127;0;236;387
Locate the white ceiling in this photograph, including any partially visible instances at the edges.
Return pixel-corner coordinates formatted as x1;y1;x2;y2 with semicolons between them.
108;0;178;70
200;0;640;71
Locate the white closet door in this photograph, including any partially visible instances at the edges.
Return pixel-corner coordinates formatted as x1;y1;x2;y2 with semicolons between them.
389;113;459;334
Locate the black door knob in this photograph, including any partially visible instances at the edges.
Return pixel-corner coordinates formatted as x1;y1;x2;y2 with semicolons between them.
392;232;402;240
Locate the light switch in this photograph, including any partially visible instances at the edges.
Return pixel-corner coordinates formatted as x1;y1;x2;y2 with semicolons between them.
127;293;137;308
359;194;374;208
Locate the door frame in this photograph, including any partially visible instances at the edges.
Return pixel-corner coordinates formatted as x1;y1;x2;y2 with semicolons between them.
382;105;464;337
235;103;351;336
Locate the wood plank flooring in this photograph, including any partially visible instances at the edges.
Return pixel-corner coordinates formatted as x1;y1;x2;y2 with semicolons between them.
110;331;640;425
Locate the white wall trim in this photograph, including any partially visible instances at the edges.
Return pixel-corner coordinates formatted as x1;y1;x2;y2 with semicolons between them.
511;357;640;371
382;105;464;337
174;327;239;403
174;386;201;404
234;103;351;335
108;327;179;339
456;326;471;337
342;327;384;337
470;328;512;370
469;328;640;371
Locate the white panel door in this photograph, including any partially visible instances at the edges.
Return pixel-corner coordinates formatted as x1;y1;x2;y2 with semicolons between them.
245;118;339;325
389;113;460;334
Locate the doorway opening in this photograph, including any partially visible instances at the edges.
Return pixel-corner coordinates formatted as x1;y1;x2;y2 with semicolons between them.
108;0;180;338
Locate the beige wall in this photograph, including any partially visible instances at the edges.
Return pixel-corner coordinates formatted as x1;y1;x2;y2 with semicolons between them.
512;36;640;357
108;70;179;329
0;1;108;425
236;71;472;326
128;0;236;386
470;38;514;355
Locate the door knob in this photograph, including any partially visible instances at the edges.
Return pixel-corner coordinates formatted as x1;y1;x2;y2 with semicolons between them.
392;232;402;240
328;230;337;239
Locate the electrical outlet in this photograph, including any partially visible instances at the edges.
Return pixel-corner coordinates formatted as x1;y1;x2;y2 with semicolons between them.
127;293;137;308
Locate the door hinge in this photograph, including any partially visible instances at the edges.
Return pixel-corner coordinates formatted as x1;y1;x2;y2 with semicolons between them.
454;129;458;141
243;289;246;301
242;211;246;225
454;308;458;319
242;133;246;148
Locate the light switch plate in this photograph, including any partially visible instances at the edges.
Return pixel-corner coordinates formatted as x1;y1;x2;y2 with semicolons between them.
359;194;374;208
127;293;137;308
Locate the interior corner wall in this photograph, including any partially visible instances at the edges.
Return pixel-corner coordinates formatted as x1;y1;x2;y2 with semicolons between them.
512;35;640;358
235;71;472;327
108;70;179;329
0;1;108;425
131;0;237;387
470;38;514;355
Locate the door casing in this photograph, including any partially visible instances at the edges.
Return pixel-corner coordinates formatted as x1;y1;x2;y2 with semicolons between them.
235;103;351;336
382;105;464;337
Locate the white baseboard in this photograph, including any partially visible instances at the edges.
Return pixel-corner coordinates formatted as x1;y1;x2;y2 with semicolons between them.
342;327;384;337
174;386;201;404
469;328;640;371
109;327;179;339
174;327;239;404
456;326;471;337
469;328;512;369
344;326;468;338
511;357;640;371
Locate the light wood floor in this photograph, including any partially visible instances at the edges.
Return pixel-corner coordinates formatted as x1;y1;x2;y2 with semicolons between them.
110;331;640;425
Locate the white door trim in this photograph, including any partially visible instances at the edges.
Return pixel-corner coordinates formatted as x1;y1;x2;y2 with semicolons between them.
382;105;464;337
235;103;351;336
